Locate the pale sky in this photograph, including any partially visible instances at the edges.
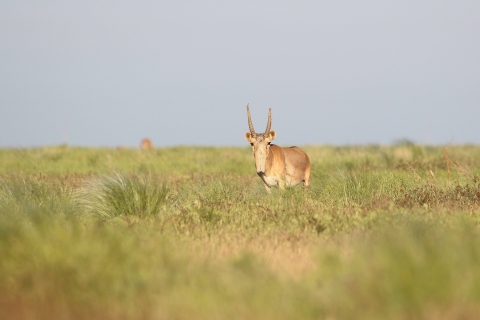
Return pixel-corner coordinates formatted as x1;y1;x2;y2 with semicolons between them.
1;1;479;147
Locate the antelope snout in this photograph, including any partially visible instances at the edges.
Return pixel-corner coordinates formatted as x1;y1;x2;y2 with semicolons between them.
255;163;266;174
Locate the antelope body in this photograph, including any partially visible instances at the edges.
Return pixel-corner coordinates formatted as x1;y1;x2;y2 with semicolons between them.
140;138;153;150
244;105;310;192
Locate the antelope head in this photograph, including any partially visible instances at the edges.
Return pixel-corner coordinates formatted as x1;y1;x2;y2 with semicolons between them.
244;104;276;174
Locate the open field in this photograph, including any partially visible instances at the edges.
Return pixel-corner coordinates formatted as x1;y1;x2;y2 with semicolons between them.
1;144;480;319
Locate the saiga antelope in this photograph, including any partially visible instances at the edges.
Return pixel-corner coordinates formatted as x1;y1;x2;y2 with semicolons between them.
244;105;310;192
140;138;153;150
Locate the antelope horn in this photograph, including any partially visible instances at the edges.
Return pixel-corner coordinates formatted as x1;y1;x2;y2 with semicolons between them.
246;104;255;134
264;108;272;134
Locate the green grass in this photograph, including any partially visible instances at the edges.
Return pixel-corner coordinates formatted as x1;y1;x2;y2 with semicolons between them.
1;144;480;319
76;173;169;220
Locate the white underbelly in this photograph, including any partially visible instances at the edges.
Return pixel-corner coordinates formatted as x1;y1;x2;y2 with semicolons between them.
285;175;301;187
260;174;278;187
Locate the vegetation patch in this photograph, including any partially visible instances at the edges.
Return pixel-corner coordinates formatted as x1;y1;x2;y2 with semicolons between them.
0;145;480;319
76;173;169;220
394;178;480;209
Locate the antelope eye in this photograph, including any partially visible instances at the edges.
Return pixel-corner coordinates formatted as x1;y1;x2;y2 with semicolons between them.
250;143;254;146
267;142;271;145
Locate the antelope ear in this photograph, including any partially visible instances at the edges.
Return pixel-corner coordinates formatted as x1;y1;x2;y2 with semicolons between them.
266;130;276;142
245;132;254;142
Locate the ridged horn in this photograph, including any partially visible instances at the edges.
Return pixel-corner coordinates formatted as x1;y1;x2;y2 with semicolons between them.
246;104;255;134
264;108;272;135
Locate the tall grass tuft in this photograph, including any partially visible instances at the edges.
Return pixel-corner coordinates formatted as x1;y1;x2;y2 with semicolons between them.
76;173;169;220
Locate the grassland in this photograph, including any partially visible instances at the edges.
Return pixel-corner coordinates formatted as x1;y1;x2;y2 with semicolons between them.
1;144;480;319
